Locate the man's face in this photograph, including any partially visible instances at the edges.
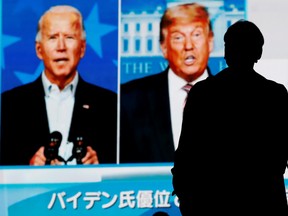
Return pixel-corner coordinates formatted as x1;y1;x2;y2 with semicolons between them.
35;12;86;83
161;18;214;82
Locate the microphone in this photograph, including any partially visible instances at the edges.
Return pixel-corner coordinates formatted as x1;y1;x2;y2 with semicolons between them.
44;131;62;165
72;136;87;164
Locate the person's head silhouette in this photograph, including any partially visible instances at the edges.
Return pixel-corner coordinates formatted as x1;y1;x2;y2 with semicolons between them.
224;19;264;69
152;211;169;216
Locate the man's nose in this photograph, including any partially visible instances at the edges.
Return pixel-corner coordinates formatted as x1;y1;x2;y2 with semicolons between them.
185;37;194;50
57;36;66;50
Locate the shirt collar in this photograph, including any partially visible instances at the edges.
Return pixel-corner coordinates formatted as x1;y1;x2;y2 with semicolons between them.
42;71;78;97
168;68;209;91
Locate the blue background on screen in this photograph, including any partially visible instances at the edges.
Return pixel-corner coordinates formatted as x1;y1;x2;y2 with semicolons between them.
1;0;118;93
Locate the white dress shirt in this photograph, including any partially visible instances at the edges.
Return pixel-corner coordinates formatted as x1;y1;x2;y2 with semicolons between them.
168;68;209;150
42;72;78;165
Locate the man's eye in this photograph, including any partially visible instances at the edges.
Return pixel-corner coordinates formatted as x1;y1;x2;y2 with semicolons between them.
193;31;203;38
172;35;184;42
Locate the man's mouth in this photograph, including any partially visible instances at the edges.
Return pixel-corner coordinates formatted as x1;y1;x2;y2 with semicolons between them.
54;58;68;63
184;55;195;64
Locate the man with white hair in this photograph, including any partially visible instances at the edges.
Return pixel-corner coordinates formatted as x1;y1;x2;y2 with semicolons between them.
1;5;117;165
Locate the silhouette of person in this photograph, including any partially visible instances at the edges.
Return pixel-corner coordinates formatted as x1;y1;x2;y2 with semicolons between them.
172;19;288;215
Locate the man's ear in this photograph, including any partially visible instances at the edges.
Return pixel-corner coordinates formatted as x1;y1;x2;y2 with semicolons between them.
80;40;86;58
35;42;43;60
208;34;214;54
254;47;262;63
160;42;168;59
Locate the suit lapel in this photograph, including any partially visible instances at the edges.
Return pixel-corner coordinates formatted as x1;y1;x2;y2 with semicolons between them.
33;77;51;137
148;70;175;156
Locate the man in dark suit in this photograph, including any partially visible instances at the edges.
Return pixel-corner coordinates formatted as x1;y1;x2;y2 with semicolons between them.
120;3;214;163
0;5;117;165
172;20;288;215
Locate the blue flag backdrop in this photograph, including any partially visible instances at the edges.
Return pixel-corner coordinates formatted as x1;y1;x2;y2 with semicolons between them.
1;0;118;93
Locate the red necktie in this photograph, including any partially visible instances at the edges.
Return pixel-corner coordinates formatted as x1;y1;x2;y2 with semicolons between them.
182;83;192;107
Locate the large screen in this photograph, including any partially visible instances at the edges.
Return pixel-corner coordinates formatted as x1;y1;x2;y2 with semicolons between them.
1;0;288;215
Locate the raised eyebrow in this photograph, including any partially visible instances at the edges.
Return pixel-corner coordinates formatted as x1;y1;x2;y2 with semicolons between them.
47;32;60;38
171;26;204;35
65;33;79;38
47;32;77;36
170;31;184;36
192;26;205;32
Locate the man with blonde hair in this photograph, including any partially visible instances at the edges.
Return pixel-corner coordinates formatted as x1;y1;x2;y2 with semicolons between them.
120;3;214;163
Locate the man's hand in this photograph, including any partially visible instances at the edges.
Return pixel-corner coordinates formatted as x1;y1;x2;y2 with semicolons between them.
29;147;46;165
30;146;99;165
29;147;62;165
81;146;99;164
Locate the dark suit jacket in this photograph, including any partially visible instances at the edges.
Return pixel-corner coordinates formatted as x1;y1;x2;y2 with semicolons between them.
0;75;117;165
172;67;288;215
120;67;212;163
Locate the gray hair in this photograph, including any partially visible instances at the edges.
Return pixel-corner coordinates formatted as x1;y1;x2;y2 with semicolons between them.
35;5;86;42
